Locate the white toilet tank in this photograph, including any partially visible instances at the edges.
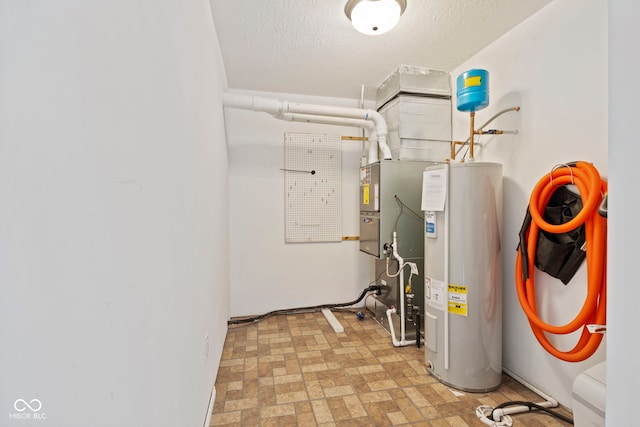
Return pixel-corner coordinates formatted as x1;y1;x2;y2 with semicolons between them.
572;361;606;426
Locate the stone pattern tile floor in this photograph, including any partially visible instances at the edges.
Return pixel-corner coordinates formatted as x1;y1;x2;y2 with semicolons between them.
212;310;572;426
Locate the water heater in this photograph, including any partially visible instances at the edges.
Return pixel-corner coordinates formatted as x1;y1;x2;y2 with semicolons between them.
423;162;503;392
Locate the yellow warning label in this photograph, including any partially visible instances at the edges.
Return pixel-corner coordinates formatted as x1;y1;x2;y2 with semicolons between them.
448;284;468;316
464;76;482;88
363;184;370;205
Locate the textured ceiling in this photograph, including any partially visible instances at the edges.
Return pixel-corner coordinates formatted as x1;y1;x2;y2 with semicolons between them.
210;0;552;100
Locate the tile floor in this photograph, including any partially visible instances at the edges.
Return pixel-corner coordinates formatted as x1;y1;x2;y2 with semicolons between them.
212;310;572;426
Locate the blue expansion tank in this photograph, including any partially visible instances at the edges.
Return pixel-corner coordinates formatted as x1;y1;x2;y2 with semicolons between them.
456;69;489;112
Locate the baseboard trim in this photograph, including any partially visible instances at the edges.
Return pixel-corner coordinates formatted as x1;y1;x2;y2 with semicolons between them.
203;385;216;427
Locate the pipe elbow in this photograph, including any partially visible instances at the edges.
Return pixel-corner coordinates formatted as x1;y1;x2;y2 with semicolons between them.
371;106;392;158
366;109;387;134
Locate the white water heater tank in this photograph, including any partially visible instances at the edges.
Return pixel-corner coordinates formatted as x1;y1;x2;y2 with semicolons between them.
423;162;503;391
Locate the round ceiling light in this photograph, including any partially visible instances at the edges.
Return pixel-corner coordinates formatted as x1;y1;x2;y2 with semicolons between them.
344;0;407;35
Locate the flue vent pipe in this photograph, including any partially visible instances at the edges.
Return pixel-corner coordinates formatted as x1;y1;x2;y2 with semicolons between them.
222;92;392;161
276;112;374;130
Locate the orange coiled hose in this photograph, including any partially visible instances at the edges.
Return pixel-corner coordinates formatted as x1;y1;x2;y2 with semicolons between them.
515;162;607;362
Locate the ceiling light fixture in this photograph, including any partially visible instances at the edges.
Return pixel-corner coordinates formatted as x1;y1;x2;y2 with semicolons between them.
344;0;407;35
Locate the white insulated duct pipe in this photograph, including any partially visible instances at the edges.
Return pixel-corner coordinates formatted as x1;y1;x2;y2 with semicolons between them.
222;93;392;161
367;130;379;165
222;93;282;114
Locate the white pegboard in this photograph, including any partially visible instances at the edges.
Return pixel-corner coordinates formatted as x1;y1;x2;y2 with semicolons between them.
284;133;342;243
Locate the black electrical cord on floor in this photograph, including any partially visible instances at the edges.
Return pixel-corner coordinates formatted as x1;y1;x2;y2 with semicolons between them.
489;401;574;425
227;285;382;326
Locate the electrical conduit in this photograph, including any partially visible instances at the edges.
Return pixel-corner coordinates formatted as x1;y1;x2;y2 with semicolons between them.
515;161;607;362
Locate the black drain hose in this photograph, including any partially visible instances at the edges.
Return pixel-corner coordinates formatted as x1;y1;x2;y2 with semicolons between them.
227;285;382;325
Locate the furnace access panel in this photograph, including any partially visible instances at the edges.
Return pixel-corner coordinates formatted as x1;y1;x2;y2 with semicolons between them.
359;160;431;259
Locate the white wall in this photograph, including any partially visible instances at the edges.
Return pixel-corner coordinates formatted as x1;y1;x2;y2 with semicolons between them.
450;0;607;407
0;2;229;426
226;91;374;317
607;1;640;424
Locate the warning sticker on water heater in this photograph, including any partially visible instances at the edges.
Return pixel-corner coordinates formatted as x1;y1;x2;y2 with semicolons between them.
425;277;445;311
448;284;468;316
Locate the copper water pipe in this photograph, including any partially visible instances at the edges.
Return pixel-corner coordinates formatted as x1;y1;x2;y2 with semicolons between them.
451;112;477;161
451;106;521;161
469;111;476;160
450;140;465;159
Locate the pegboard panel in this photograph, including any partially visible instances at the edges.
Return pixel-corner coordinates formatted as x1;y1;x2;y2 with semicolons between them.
284;133;342;243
